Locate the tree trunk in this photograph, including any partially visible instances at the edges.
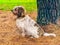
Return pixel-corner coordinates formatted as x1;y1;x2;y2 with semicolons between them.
37;0;60;26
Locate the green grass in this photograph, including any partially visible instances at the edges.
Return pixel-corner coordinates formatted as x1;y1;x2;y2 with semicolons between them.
0;0;37;12
0;0;36;3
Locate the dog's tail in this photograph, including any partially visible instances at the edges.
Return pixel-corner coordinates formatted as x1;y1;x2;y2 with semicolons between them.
43;33;56;37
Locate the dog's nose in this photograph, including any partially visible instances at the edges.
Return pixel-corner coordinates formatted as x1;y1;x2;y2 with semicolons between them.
11;10;13;12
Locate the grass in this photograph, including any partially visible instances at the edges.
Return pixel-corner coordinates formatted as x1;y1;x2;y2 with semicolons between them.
0;0;37;12
0;0;36;2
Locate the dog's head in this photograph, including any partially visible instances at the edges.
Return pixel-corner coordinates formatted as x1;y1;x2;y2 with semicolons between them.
11;6;26;18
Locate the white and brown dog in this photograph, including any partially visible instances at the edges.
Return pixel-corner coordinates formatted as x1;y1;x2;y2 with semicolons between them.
11;6;56;38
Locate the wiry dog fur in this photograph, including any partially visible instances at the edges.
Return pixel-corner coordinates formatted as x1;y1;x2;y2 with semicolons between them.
12;6;56;38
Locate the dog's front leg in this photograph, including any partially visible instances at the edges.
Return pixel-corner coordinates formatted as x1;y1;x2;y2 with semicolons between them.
21;28;25;37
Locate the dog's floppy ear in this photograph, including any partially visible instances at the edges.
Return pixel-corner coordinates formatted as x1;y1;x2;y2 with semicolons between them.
18;7;24;15
17;6;25;18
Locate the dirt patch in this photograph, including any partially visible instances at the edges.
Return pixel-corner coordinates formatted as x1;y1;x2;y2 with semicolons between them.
0;10;60;45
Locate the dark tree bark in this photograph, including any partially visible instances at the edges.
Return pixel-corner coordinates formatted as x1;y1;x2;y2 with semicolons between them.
37;0;60;26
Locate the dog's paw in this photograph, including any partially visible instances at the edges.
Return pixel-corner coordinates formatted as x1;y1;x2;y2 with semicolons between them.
33;35;39;38
21;33;25;37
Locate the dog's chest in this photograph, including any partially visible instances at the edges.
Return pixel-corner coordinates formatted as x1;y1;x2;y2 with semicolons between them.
16;15;38;31
16;16;34;26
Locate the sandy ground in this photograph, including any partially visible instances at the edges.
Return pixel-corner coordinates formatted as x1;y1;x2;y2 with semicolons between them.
0;10;60;45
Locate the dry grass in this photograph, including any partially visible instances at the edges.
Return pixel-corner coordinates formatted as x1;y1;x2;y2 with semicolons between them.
0;10;60;45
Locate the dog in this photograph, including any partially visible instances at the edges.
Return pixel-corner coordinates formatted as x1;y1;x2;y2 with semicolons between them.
11;6;56;38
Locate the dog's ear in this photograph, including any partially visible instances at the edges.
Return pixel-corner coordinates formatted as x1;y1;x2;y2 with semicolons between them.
17;7;25;18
